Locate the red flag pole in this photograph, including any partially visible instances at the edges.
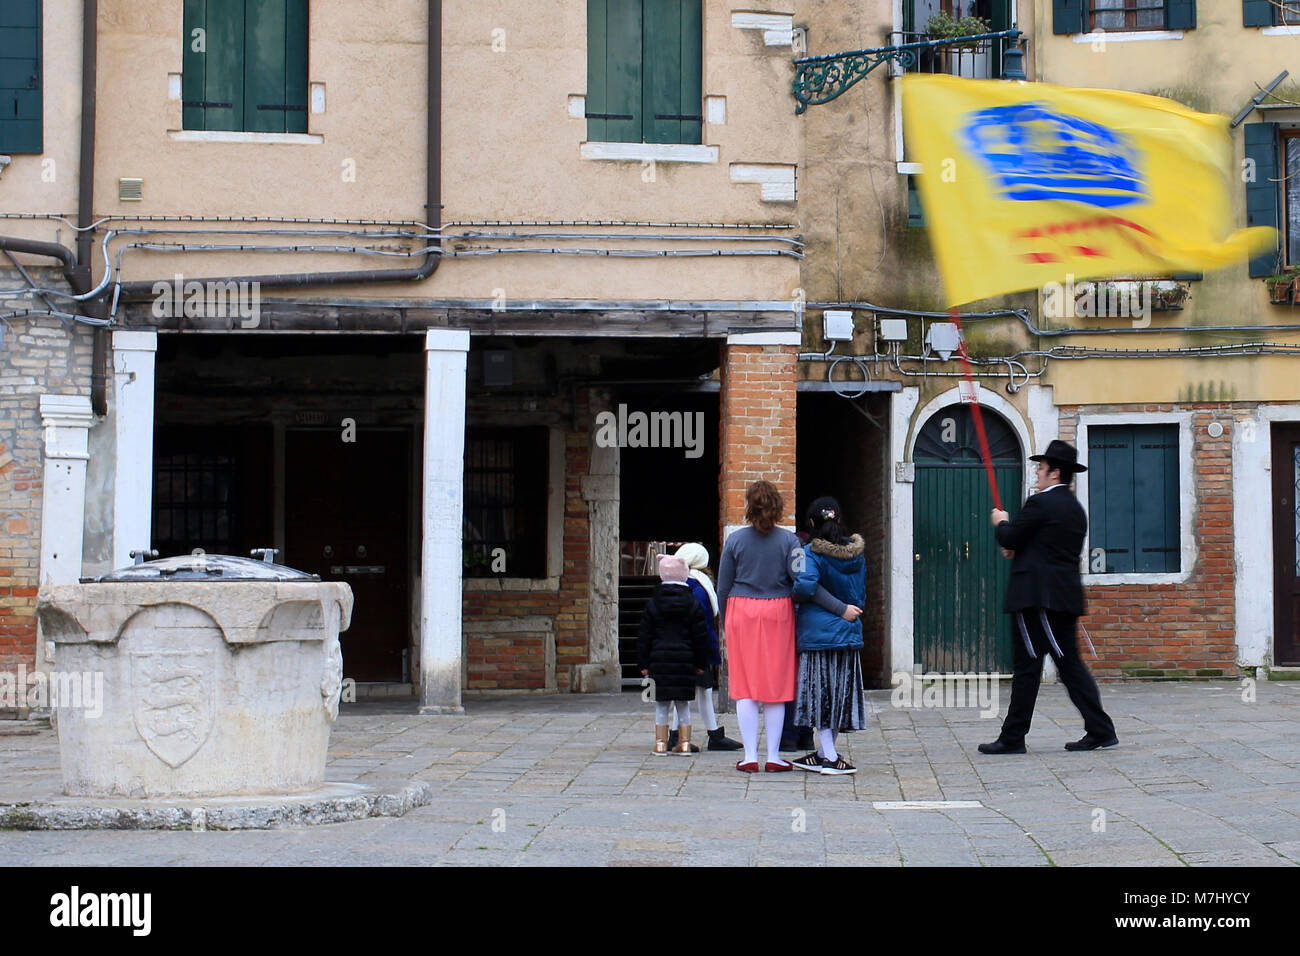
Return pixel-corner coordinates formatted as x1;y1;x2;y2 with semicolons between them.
948;306;1003;511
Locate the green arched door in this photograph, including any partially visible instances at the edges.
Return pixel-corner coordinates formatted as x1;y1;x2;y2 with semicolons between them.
912;404;1022;673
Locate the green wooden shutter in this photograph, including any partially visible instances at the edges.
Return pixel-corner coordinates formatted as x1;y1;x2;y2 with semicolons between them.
1132;425;1179;573
1243;0;1276;27
587;0;641;143
1089;426;1136;574
184;0;246;131
0;0;42;154
244;0;307;134
1052;0;1086;34
643;0;701;145
1165;0;1196;29
1245;122;1282;277
907;176;924;227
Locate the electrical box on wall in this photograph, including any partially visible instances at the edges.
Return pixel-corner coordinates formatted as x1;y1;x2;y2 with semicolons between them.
878;318;908;341
925;322;962;361
484;350;512;387
823;310;855;341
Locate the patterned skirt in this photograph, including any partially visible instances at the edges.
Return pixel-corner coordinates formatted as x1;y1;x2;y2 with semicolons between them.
793;648;867;733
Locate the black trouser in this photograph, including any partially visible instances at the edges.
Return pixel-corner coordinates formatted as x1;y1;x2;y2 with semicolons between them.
999;608;1115;746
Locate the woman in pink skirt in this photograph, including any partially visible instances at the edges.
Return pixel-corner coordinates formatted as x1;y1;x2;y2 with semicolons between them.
717;480;803;772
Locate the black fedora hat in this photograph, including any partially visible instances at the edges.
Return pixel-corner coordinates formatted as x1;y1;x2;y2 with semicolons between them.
1029;439;1087;473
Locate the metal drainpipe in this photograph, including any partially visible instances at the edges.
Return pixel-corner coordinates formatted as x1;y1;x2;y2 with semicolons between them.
113;0;443;301
75;0;110;415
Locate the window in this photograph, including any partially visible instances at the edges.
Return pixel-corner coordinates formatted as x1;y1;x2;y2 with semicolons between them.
1053;0;1195;33
183;0;308;133
1087;424;1180;574
463;429;549;578
907;176;925;226
1287;132;1300;266
0;0;41;153
1244;0;1300;26
586;0;702;145
1244;122;1286;276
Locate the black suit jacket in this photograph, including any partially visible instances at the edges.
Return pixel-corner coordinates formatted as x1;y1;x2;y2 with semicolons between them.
994;485;1087;616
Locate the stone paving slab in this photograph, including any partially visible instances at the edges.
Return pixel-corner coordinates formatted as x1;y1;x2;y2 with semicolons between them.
0;682;1297;865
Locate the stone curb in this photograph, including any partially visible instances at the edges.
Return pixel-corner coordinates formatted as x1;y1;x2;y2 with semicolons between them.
0;780;433;831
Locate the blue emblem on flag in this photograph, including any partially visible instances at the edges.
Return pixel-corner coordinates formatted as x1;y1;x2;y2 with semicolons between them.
960;102;1146;208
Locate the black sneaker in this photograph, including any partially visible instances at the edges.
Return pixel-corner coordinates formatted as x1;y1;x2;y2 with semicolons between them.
818;756;857;775
791;751;822;772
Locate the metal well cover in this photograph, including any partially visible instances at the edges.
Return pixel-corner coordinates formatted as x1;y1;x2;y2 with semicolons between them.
87;554;320;583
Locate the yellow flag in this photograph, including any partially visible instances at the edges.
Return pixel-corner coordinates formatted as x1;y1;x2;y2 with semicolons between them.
901;74;1276;307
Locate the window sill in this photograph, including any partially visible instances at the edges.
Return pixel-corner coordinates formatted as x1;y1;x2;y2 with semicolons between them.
1262;25;1300;35
463;577;560;592
897;161;923;175
168;130;323;145
1083;571;1191;585
580;142;719;163
1071;30;1184;43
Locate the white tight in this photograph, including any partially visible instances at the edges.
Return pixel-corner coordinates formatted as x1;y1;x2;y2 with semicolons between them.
669;687;718;731
817;728;838;762
735;699;787;765
655;700;690;725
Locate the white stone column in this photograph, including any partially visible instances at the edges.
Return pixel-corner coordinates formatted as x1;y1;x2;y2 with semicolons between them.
111;330;158;570
39;395;94;587
419;329;469;714
888;386;920;680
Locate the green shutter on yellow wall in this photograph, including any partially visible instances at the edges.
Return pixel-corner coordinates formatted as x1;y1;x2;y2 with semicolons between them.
1089;424;1180;575
0;0;42;154
184;0;307;133
587;0;642;143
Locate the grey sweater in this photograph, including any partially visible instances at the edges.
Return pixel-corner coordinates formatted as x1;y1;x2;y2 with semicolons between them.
717;526;802;626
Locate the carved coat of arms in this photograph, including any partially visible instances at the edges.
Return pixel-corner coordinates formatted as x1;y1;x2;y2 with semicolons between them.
130;650;216;768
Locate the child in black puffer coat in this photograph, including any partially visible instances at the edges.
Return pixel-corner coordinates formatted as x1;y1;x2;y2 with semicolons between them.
638;554;710;756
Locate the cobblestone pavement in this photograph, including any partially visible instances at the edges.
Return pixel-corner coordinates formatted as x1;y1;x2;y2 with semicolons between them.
2;681;1299;866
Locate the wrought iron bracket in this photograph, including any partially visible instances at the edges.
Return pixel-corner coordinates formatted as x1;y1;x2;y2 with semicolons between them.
792;30;1023;114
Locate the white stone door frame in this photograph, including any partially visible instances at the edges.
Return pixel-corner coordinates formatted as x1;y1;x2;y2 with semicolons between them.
888;383;1037;677
1234;405;1300;671
419;329;470;714
111;330;158;569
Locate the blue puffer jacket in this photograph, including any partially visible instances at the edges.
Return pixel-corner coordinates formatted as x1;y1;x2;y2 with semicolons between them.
793;534;866;651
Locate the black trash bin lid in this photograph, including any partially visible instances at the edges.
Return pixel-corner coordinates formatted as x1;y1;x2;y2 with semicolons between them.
85;554;321;583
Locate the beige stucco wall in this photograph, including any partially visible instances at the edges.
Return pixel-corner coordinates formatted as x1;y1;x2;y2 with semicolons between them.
1;0;83;252
44;0;793;304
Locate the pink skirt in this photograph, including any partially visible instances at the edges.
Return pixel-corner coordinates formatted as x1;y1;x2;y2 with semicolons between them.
725;596;796;702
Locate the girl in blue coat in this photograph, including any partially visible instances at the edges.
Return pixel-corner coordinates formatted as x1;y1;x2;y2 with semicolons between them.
791;497;868;775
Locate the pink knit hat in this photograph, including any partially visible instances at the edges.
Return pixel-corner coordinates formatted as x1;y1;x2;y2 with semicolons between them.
657;553;689;584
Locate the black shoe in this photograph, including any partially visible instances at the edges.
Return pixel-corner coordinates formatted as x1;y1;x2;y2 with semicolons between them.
667;729;678;750
706;726;743;751
978;739;1026;755
791;751;823;771
1064;734;1119;751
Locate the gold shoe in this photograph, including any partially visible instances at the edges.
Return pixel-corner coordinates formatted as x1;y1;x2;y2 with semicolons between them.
674;724;697;755
653;725;670;756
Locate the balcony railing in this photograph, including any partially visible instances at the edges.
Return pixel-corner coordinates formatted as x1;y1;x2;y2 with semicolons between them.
792;29;1025;114
887;31;1022;80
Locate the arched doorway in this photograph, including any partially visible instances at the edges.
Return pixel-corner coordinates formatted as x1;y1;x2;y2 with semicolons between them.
912;403;1022;672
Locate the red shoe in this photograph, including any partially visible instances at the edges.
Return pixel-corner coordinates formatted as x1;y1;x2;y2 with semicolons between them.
764;760;794;772
736;760;760;773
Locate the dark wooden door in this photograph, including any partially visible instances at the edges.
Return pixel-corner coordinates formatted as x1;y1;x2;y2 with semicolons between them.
913;404;1021;672
285;429;410;682
1272;424;1300;666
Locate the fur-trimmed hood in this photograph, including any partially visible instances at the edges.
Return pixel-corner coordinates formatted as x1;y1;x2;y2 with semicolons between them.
808;534;864;561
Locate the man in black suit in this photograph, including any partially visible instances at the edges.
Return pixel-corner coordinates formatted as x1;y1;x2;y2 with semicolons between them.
978;440;1118;755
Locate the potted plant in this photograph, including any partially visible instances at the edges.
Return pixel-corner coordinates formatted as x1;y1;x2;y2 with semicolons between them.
924;12;992;51
1265;269;1300;305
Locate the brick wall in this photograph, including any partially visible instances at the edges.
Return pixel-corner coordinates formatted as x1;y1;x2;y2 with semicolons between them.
463;393;591;692
719;344;798;527
859;398;888;687
0;266;95;688
1060;403;1237;679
